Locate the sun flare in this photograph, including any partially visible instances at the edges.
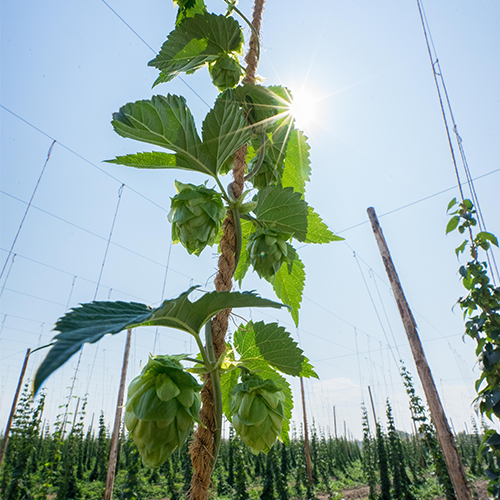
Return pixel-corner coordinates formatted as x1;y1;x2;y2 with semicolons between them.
288;88;318;131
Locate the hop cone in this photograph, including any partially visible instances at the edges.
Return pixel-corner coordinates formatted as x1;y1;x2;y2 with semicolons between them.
124;355;202;467
209;54;243;91
249;154;282;190
229;372;286;454
168;181;225;256
247;228;289;279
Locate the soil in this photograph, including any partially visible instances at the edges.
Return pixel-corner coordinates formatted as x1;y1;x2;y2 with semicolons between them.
314;479;491;500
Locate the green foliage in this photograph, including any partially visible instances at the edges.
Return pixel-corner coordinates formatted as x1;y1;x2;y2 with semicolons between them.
305;207;343;244
1;385;45;500
446;198;500;494
254;185;308;242
386;399;413;500
260;449;275;500
34;287;286;392
270;249;305;326
401;364;456;500
30;0;347;487
168;181;226;255
361;406;377;500
148;13;244;86
375;423;392;500
124;355;202;467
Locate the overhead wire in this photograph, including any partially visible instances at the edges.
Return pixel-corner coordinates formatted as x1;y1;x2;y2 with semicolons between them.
0;141;55;281
0;105;169;214
99;0;211;108
416;0;499;285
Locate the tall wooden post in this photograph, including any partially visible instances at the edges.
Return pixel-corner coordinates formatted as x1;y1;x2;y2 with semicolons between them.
0;348;31;469
300;377;313;484
104;329;132;500
368;386;377;425
367;207;472;500
333;406;337;439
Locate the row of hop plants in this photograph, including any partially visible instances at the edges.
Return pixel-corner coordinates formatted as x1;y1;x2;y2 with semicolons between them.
361;366;487;500
0;382;365;500
0;378;490;500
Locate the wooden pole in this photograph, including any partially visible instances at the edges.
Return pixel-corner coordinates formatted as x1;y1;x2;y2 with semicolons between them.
71;397;81;432
367;206;472;500
300;377;313;484
368;386;377;425
104;329;132;500
333;406;337;439
0;348;31;469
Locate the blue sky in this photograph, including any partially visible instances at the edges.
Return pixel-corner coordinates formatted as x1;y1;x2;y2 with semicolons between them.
1;0;499;440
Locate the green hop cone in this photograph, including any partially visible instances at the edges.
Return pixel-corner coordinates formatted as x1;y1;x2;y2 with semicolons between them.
249;154;282;190
209;54;243;91
247;228;289;279
229;372;286;454
125;355;202;467
168;181;226;256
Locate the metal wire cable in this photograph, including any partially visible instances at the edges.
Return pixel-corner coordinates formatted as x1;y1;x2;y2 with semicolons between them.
100;0;211;108
416;0;499;285
0;141;55;281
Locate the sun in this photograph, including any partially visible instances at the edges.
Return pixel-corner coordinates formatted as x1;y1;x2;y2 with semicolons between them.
288;87;319;131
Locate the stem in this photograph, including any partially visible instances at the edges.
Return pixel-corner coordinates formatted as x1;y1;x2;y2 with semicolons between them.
244;131;267;182
223;1;261;63
204;322;223;471
215;176;230;205
193;333;212;370
184;357;204;365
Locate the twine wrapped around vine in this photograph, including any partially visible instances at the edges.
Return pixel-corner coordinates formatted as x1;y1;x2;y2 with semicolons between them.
189;2;265;498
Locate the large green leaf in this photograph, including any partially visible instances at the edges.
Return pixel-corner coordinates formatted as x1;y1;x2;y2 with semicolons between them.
282;128;311;195
233;324;293;444
254;185;308;241
220;348;240;418
174;0;207;25
106;151;178;169
270;249;305;326
202;94;251;174
149;13;243;86
266;119;294;174
109;94;216;176
149;287;285;333
305;206;344;244
34;286;285;393
234;219;254;285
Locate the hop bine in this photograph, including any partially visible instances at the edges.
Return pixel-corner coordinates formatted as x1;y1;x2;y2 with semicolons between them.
229;372;286;454
168;181;226;256
125;355;202;467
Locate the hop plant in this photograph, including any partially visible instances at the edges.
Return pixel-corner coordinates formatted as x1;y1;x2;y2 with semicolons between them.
229;372;286;454
249;154;282;190
124;355;202;467
209;54;243;91
247;228;289;279
168;181;226;256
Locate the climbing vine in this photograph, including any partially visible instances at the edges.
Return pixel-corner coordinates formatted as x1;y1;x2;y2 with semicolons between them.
446;197;500;496
33;0;341;498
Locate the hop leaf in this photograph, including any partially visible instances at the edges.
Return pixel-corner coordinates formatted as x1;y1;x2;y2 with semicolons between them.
168;181;226;255
209;54;243;91
229;372;286;454
247;228;289;279
125;355;202;467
